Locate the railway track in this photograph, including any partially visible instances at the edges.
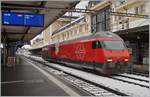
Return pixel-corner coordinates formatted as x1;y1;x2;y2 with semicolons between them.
117;73;149;83
131;71;149;77
111;76;149;88
24;56;125;96
24;55;150;97
45;67;118;96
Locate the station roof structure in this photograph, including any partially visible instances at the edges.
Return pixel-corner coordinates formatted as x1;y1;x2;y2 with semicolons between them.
114;25;149;42
1;1;79;42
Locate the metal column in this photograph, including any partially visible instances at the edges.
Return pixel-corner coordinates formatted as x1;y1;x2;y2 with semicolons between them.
3;35;6;65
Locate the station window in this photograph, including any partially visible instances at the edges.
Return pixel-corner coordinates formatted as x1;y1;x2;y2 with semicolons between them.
85;24;88;31
70;31;72;36
67;32;69;38
135;7;139;14
74;29;77;34
68;31;70;37
91;6;110;33
118;16;122;20
140;4;145;14
118;0;126;5
79;26;82;32
65;32;67;38
92;41;102;49
66;32;68;38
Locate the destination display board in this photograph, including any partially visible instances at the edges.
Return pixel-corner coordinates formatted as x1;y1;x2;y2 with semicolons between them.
2;12;44;27
24;14;44;27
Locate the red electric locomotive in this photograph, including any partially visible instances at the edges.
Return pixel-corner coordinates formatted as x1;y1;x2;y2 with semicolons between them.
42;32;130;74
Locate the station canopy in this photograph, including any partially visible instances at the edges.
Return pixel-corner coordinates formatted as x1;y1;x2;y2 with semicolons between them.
1;1;79;42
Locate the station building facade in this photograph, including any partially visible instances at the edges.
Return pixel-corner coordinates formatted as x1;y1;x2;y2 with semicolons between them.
31;0;149;66
88;0;149;66
31;18;71;49
51;15;91;43
110;0;149;65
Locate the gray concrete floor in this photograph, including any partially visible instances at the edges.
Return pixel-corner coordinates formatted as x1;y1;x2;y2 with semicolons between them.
1;57;89;96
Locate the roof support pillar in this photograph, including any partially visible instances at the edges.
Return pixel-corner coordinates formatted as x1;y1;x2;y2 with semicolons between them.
2;30;7;65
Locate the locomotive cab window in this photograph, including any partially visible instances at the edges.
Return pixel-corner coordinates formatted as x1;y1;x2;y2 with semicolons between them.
92;41;102;49
103;41;125;50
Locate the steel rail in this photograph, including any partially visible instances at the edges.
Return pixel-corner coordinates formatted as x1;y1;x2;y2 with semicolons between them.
25;56;128;96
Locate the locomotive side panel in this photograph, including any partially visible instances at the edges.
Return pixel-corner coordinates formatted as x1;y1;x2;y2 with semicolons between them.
94;49;105;63
91;40;105;63
60;43;74;61
80;41;95;69
50;45;57;59
83;42;94;62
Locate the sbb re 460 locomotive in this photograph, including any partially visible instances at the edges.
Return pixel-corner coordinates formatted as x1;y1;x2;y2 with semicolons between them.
42;32;130;74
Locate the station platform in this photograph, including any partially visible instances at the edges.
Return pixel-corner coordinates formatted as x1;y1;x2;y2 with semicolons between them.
1;56;89;96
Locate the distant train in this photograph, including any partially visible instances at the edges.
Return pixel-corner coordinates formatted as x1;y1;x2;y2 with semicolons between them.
41;32;130;74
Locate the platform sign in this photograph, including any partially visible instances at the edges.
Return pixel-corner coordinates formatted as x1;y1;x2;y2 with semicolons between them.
2;12;44;27
2;12;24;26
24;14;44;27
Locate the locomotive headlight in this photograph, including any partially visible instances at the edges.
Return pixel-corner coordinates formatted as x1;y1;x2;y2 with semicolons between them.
107;59;112;62
124;59;128;61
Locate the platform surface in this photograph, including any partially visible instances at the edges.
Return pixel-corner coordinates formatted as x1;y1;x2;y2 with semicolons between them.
1;56;89;96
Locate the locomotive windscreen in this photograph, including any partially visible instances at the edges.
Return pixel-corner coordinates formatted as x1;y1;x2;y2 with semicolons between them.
103;41;125;50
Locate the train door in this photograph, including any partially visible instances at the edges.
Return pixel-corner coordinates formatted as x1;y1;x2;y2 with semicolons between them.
92;41;97;70
85;41;96;69
92;40;103;70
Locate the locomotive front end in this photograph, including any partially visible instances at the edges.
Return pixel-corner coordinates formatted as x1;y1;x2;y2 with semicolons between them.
102;40;130;74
